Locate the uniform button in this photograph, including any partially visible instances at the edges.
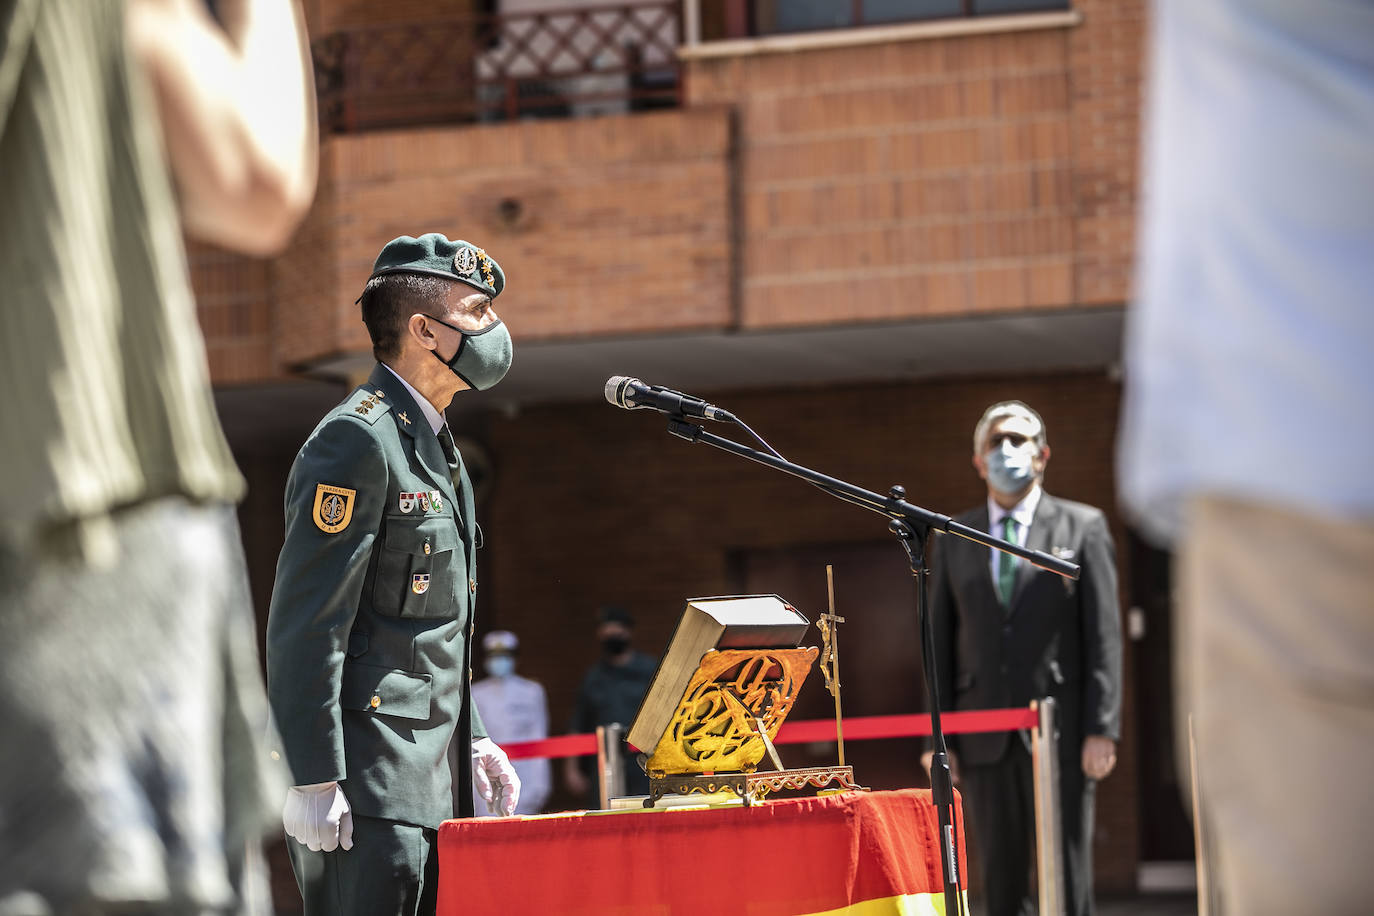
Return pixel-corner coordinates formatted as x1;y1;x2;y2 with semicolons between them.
469;622;475;637
370;695;381;709
469;578;476;594
270;750;281;761
424;542;432;556
375;390;386;398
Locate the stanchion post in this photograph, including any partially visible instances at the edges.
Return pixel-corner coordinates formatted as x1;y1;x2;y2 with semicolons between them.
1032;698;1065;916
595;723;626;809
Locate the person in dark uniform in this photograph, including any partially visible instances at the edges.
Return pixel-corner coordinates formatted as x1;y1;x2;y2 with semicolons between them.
563;606;658;805
266;233;521;916
925;400;1122;916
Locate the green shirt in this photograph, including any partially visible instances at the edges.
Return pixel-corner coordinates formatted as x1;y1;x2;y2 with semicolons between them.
0;0;244;561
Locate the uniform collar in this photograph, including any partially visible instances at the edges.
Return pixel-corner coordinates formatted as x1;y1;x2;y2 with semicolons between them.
380;362;445;434
988;483;1042;531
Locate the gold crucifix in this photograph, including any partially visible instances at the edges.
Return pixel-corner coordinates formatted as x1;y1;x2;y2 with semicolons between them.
818;565;847;767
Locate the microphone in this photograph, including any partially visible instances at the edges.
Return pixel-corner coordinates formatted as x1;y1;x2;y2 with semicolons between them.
604;376;736;423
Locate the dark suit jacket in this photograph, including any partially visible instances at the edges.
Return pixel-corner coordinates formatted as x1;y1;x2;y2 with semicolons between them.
266;363;486;828
929;491;1122;767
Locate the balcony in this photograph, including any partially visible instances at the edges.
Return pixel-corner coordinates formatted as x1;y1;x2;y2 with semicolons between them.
311;0;1075;133
313;1;683;133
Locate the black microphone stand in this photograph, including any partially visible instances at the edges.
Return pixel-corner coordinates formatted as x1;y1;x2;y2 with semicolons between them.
660;415;1079;916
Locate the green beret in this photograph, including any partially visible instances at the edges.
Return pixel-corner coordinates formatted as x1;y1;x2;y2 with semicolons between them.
367;233;505;299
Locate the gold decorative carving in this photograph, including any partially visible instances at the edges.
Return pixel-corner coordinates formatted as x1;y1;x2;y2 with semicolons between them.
645;647;818;777
646;766;865;808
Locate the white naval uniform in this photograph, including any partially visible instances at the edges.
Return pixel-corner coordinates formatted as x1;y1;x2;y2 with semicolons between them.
470;674;551;815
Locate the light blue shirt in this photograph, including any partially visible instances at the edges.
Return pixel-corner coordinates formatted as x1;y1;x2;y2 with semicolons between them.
1119;0;1374;543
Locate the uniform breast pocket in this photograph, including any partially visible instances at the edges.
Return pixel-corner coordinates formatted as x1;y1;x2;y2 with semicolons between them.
373;516;463;618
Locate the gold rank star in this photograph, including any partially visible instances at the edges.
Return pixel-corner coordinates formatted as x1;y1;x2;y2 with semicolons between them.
475;247;495;286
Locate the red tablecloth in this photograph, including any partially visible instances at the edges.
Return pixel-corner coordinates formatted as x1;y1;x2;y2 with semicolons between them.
437;788;967;915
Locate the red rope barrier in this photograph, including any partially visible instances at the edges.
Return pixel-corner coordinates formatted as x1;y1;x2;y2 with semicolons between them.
502;733;598;760
501;706;1039;760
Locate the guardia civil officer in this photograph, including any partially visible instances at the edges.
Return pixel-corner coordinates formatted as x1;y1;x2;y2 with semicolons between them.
266;233;521;915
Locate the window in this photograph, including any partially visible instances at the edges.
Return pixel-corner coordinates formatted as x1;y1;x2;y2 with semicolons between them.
704;0;1071;39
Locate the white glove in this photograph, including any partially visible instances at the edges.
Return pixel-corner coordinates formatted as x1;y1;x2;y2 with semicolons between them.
471;737;520;816
283;781;354;852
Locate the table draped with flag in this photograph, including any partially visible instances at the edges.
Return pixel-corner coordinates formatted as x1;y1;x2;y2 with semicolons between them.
437;787;967;915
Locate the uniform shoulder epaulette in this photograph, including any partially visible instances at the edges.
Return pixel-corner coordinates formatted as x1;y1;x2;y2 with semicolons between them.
344;386;394;426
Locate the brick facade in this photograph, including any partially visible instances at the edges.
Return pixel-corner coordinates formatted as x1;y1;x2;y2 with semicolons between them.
194;6;1144;373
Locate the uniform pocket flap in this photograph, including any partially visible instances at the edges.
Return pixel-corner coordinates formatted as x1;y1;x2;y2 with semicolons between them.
384;517;460;556
341;662;433;721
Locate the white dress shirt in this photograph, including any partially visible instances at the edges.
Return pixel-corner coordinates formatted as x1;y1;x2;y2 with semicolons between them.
382;363;445;434
987;484;1042;587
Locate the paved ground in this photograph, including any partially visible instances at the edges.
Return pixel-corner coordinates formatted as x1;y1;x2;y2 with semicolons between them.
1098;894;1198;916
958;894;1198;915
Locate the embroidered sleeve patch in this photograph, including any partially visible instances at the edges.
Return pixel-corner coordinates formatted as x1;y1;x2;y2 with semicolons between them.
312;484;357;533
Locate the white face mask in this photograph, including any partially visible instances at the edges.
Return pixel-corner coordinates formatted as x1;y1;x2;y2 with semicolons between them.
484;655;516;678
984;439;1038;495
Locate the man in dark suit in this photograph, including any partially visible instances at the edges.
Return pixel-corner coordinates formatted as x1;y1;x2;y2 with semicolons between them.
266;233;521;915
926;400;1122;916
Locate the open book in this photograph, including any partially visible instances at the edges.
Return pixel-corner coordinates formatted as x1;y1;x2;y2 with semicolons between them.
626;595;810;757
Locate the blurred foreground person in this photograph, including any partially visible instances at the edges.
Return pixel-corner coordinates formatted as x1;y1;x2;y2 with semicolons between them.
266;233;520;915
0;0;315;913
471;630;552;815
927;401;1121;916
1121;2;1374;912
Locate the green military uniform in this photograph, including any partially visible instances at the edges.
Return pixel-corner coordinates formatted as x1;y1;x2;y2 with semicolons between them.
267;235;510;915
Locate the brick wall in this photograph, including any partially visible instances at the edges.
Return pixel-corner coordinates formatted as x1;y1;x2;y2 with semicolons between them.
274;107;735;369
197;7;1146;380
186;241;280;383
685;6;1145;326
1070;0;1145;304
305;0;480;32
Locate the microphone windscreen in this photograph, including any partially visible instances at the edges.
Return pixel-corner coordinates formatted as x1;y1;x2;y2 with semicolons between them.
604;376;633;407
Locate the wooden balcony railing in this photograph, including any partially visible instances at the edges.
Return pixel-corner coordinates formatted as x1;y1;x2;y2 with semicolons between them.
314;1;683;133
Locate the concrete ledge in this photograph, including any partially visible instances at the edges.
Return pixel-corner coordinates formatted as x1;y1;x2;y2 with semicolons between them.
678;10;1082;61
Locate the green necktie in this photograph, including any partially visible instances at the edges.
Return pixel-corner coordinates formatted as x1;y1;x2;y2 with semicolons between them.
997;515;1019;606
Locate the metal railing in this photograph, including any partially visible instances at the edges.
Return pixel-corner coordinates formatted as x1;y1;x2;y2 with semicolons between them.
313;1;682;133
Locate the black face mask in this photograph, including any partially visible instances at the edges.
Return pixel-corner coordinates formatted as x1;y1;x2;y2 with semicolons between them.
601;636;630;658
